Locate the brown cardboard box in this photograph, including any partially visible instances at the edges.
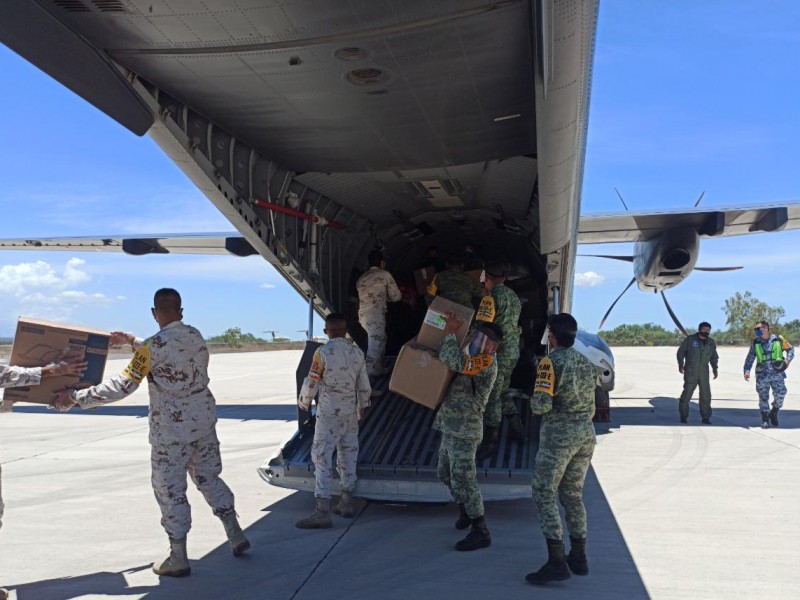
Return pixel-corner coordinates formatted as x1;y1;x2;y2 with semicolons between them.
416;296;475;351
389;341;454;410
1;317;111;405
413;267;436;296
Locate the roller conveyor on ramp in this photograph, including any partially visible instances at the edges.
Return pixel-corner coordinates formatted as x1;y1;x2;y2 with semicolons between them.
258;361;540;503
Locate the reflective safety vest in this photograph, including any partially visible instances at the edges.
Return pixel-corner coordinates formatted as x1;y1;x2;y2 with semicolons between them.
754;336;787;363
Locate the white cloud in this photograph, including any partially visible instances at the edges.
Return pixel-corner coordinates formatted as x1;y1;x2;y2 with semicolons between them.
0;257;122;322
575;271;606;287
260;283;276;289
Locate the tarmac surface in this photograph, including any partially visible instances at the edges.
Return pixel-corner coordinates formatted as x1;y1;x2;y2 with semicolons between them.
1;346;799;599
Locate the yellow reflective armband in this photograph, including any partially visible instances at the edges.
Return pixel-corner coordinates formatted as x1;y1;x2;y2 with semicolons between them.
534;357;555;397
476;296;496;322
122;342;152;384
426;277;438;297
462;354;494;375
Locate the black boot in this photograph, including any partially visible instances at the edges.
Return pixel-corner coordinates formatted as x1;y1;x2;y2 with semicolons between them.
761;411;771;429
455;516;491;551
566;536;589;576
769;406;779;427
475;427;500;461
454;503;470;530
525;538;571;585
506;413;527;442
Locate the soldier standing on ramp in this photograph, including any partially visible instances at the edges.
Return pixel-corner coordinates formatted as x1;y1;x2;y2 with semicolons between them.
526;313;596;586
356;250;402;381
676;321;719;424
475;262;524;460
52;288;249;578
743;320;794;428
434;316;501;551
296;313;371;529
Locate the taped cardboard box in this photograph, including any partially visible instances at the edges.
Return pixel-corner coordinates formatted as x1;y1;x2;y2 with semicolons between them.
416;296;475;351
413;267;436;296
389;341;454;410
1;317;111;405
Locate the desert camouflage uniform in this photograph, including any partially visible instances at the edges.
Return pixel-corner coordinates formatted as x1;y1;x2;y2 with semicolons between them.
476;283;522;426
530;346;596;541
72;321;236;539
0;365;43;531
356;266;402;376
426;269;483;309
299;338;371;498
743;334;795;411
433;333;497;518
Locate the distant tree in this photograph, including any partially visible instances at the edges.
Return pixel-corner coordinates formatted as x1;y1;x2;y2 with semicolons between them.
600;323;683;346
722;292;785;344
222;327;243;348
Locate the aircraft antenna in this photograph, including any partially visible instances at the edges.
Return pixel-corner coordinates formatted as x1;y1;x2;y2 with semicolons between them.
694;191;706;207
614;187;630;211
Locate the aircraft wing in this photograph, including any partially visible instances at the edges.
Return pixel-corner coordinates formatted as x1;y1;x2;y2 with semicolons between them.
0;233;256;257
578;203;800;243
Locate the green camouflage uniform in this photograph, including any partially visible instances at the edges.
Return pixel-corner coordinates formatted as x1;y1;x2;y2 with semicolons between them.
426;269;483;309
433;333;498;518
676;333;719;420
530;346;596;541
476;283;521;426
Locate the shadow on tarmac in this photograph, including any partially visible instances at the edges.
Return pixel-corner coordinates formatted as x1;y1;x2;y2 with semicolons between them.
595;396;800;430
10;404;298;422
7;474;650;599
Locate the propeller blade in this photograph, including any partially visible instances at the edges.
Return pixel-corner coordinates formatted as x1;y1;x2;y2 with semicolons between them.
578;254;634;262
599;277;637;330
614;187;630;211
660;291;688;337
695;266;744;272
694;191;706;208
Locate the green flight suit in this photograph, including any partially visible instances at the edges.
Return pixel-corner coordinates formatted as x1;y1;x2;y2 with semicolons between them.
676;333;719;420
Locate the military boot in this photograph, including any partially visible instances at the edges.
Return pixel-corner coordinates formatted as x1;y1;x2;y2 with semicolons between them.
152;537;191;577
769;406;779;427
475;427;500;461
761;411;771;429
454;503;471;530
455;516;491;551
296;497;333;529
506;413;527;442
566;536;589;576
332;490;357;518
220;512;251;556
525;538;571;585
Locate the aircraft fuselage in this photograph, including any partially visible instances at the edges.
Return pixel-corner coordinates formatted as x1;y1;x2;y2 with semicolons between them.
633;228;700;292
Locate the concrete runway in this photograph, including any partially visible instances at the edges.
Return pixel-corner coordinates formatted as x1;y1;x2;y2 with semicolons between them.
1;347;798;599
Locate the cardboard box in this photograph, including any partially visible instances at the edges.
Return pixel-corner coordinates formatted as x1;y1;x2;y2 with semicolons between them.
2;317;111;405
416;296;475;351
389;341;454;410
413;267;436;296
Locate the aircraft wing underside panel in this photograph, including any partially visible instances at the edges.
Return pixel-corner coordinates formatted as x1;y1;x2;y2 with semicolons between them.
0;233;252;256
578;204;800;244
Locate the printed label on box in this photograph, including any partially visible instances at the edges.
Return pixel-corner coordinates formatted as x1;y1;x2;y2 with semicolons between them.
424;310;447;330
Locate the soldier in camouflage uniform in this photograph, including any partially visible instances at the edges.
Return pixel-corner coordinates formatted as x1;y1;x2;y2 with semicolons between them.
52;289;248;578
296;313;371;529
743;320;794;428
475;262;524;460
526;313;596;586
1;357;87;600
434;317;501;552
676;321;719;424
356;250;402;379
425;254;484;309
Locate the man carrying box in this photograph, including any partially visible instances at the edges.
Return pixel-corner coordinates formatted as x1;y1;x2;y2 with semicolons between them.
1;356;87;600
434;314;502;552
51;288;249;578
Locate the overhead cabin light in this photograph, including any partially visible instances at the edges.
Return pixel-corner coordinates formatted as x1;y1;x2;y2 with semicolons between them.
418;179;464;208
493;113;521;122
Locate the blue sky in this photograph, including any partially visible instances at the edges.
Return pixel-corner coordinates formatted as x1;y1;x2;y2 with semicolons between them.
0;2;798;339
